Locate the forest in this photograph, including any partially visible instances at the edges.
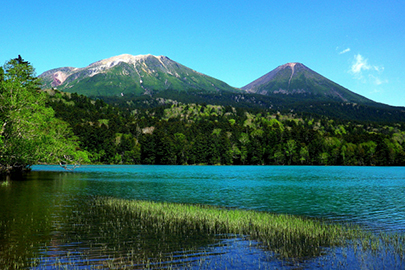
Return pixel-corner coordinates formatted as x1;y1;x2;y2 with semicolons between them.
1;56;405;172
47;90;405;166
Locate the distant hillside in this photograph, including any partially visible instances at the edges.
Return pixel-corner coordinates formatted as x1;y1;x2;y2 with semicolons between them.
240;62;405;122
46;90;405;166
242;62;374;104
39;54;239;97
40;56;405;123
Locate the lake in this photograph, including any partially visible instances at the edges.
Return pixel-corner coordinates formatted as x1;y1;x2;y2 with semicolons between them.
1;165;404;269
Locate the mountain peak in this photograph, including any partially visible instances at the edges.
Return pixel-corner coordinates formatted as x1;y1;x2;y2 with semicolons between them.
242;62;373;104
39;54;237;96
280;62;298;68
92;54;159;67
278;62;308;71
241;63;305;93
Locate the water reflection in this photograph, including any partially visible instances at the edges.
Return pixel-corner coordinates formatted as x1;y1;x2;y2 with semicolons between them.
30;165;405;231
1;165;405;268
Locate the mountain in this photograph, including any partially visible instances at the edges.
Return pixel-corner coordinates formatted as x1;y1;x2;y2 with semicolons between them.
242;62;374;104
239;62;405;122
39;54;239;97
40;57;405;123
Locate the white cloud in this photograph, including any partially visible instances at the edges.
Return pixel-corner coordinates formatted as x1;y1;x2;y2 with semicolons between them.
351;54;371;74
374;77;383;85
369;75;388;86
373;66;384;73
349;54;387;86
339;48;351;54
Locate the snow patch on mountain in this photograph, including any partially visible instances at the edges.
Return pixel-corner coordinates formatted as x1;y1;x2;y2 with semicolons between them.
94;54;156;66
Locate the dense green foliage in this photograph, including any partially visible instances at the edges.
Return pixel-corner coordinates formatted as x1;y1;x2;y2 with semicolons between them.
0;57;89;174
95;89;405;123
2;56;404;168
47;91;405;166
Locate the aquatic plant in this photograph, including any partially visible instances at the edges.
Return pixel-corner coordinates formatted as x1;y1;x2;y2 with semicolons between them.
2;196;404;269
98;197;374;259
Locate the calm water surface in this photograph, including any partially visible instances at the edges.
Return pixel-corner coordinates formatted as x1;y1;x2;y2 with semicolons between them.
1;165;404;269
31;165;405;231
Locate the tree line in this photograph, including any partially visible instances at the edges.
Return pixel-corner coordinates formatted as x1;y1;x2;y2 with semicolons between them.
1;56;404;173
48;91;405;166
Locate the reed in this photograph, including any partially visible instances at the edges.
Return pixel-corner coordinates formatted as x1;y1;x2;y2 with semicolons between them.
98;197;366;259
3;197;404;269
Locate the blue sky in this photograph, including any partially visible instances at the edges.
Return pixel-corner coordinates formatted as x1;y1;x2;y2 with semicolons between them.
2;0;404;106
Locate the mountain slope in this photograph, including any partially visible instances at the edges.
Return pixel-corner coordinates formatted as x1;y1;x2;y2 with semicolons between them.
242;62;374;104
40;57;405;123
39;54;238;97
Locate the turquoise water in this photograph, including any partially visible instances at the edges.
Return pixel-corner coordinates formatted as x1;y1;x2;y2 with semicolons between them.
1;165;405;269
32;165;405;231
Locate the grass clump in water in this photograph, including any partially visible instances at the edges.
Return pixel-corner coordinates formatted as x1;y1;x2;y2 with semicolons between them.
99;197;364;259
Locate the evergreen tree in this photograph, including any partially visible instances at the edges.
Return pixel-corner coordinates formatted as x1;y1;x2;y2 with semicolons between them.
0;56;89;174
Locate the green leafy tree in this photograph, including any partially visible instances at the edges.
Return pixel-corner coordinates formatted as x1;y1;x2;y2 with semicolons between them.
299;145;310;164
0;56;89;173
285;139;297;165
173;132;189;164
238;132;250;164
140;133;157;164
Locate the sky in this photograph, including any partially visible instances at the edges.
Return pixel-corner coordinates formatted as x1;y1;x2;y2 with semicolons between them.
2;0;404;106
